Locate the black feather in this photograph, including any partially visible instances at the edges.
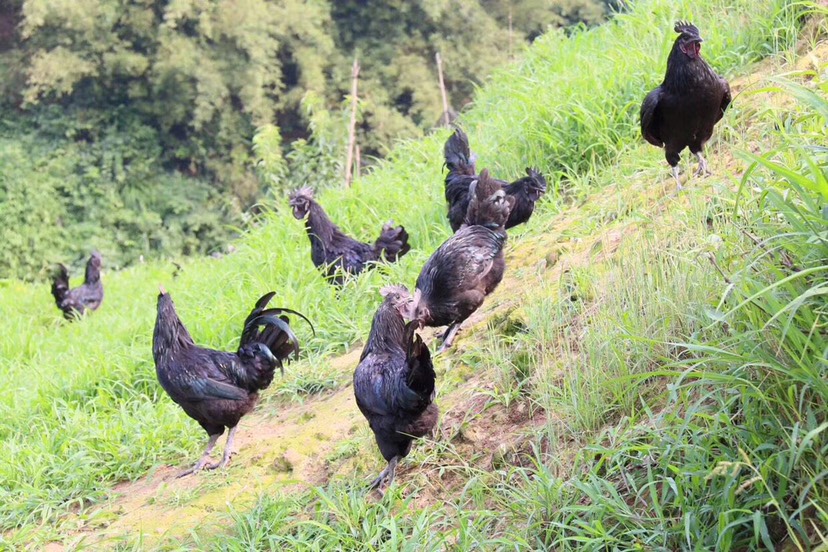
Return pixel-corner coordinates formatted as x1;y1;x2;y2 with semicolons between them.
640;22;731;171
51;252;104;320
414;174;509;343
354;295;438;465
289;191;411;285
153;290;311;442
443;129;547;232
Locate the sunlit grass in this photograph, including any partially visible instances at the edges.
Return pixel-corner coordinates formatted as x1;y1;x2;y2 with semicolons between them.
0;0;820;547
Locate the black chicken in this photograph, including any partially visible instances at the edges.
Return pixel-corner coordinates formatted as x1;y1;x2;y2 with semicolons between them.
414;169;514;352
153;288;313;477
640;21;732;190
353;286;437;494
289;188;411;284
444;128;546;232
50;252;104;320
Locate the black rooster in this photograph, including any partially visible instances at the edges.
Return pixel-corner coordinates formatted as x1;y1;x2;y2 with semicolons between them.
153;288;313;477
414;169;514;352
640;21;732;190
289;188;411;285
50;252;104;320
444;128;546;232
354;286;437;494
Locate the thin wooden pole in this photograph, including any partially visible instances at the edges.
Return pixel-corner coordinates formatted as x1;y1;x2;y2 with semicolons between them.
344;57;360;188
354;145;361;181
508;7;514;61
435;52;450;127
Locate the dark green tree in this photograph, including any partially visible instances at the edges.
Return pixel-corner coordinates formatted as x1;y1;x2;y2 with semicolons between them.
16;0;338;203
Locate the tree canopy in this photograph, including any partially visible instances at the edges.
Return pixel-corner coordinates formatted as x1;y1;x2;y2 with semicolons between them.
0;0;619;280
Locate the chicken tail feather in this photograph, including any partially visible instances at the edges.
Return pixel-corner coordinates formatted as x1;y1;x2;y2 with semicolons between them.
51;264;70;305
374;223;411;262
444;128;476;176
239;293;314;369
242;314;301;368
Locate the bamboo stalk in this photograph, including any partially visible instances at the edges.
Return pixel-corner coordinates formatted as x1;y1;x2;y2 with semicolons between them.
436;52;450;127
344;57;360;188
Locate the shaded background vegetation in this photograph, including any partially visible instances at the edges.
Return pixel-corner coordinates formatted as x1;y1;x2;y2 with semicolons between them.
1;0;824;547
0;0;620;280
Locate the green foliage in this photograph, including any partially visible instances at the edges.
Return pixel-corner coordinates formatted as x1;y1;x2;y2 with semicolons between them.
0;0;621;281
15;0;337;201
487;43;828;551
0;114;239;280
254;92;348;197
0;0;817;548
4;0;621;191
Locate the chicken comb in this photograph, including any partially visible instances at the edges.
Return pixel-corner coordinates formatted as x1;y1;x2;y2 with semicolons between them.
525;167;548;191
674;21;700;37
289;186;314;202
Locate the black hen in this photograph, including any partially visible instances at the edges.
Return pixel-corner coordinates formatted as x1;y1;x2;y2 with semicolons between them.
153;289;313;476
414;169;514;352
51;252;104;320
354;286;437;493
640;21;732;190
444;128;546;232
289;188;411;285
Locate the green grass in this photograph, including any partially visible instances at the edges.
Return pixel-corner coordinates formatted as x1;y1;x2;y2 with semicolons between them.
184;57;826;550
0;0;823;548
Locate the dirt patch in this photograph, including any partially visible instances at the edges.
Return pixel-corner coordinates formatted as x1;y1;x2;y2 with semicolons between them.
34;38;828;548
50;351;364;548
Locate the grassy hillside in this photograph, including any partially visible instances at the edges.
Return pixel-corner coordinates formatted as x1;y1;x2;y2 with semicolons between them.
1;0;826;548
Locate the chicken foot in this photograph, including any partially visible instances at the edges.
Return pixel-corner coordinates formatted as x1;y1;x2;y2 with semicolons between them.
205;425;238;471
694;152;711;177
671;165;683;191
368;455;400;495
177;433;221;478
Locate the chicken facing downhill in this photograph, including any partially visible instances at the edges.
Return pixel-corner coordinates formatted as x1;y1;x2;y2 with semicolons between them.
51;252;104;320
289;188;411;285
353;286;437;494
444;128;546;232
153;289;313;477
414;169;514;352
640;21;732;190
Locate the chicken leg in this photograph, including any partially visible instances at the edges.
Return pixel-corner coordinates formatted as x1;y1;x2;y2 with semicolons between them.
671;165;683;191
177;433;221;478
694;152;711;177
206;425;238;471
437;323;462;354
368;455;400;495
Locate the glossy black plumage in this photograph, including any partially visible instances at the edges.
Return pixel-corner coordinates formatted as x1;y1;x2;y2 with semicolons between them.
289;188;411;285
443;128;546;232
640;21;731;188
353;286;437;493
415;169;513;352
153;289;313;476
51;252;104;320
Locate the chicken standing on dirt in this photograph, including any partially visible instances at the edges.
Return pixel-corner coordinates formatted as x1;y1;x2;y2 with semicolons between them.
354;286;437;494
50;251;104;320
444;128;546;232
153;289;313;477
414;169;514;352
640;21;731;190
289;188;411;285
